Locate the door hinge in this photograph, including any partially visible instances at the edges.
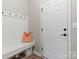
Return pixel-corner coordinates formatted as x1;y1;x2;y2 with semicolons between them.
41;47;43;51
41;27;43;32
41;8;43;12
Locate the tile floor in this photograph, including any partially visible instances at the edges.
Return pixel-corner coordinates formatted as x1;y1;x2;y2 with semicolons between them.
10;53;42;59
25;54;42;59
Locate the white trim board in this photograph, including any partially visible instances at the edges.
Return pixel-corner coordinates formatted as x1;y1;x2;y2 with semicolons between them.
68;0;72;59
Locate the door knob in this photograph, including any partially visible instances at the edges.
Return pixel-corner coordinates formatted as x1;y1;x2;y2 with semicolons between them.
63;34;67;36
63;28;67;31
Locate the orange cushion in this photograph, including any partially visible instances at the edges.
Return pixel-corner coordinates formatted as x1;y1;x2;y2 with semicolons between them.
23;32;32;43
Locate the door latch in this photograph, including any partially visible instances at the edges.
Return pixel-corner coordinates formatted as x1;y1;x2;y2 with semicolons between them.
41;27;43;32
41;47;43;51
60;34;67;37
41;8;43;12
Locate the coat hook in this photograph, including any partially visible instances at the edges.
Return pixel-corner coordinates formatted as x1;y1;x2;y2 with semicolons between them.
2;10;25;19
2;11;4;14
9;13;11;15
15;14;17;16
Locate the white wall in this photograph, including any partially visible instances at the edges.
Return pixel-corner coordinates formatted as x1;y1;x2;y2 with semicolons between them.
2;0;29;54
2;0;29;17
2;0;42;54
2;16;28;46
28;0;41;53
2;0;29;40
28;0;77;56
2;0;77;58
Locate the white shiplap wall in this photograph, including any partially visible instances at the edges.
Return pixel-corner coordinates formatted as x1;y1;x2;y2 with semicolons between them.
2;11;29;55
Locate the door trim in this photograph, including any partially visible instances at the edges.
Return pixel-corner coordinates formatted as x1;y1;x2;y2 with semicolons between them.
68;0;72;59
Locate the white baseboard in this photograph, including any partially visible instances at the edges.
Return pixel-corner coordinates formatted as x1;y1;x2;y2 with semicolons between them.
33;50;42;57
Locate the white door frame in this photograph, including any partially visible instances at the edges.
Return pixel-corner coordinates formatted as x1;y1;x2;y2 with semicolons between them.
40;0;72;59
68;0;72;59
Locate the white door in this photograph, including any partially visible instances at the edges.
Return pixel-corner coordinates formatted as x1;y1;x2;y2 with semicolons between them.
41;0;68;59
